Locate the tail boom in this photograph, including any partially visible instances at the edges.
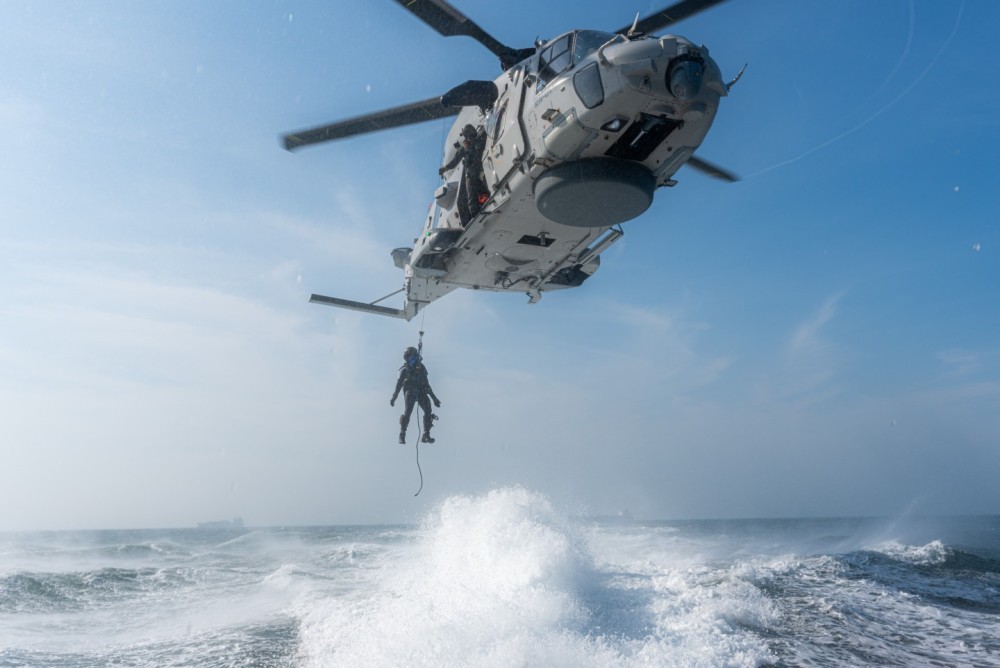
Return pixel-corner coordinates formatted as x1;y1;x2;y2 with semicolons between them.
309;293;417;320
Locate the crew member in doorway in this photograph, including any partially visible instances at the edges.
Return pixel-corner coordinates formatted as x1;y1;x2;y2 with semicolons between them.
390;346;441;444
438;124;489;225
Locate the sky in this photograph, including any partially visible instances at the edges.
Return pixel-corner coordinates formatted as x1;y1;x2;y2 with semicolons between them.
1;0;997;531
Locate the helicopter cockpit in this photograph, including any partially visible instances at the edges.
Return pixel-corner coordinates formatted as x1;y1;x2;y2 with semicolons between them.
535;30;617;92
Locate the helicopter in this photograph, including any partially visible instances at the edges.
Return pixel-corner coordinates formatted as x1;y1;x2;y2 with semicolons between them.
283;0;743;321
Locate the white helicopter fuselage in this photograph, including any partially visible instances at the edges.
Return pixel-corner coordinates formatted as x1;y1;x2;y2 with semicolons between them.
314;30;729;320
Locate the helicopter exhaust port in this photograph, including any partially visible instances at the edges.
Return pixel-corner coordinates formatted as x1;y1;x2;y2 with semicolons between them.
533;157;654;227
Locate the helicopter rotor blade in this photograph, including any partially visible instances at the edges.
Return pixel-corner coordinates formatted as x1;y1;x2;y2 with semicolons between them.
617;0;730;36
392;0;531;69
282;97;461;151
686;155;739;182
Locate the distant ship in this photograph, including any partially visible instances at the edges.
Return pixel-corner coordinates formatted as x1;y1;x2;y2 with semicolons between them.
196;517;245;530
587;509;634;524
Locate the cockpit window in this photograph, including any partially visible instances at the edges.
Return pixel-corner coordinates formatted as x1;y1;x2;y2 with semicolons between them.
574;30;617;62
536;33;573;91
535;31;618;93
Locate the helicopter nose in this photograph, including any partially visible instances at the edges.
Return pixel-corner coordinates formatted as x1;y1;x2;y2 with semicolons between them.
668;60;703;100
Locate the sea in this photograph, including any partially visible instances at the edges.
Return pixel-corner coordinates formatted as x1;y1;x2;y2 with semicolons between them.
2;488;999;667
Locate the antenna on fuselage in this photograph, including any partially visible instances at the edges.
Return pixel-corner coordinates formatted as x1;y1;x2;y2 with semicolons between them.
626;13;642;39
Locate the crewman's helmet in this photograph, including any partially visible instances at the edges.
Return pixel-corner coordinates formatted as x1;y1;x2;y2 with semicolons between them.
403;346;419;361
461;124;477;139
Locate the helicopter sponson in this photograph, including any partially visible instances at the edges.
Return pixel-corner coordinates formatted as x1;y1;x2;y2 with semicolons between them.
284;0;740;320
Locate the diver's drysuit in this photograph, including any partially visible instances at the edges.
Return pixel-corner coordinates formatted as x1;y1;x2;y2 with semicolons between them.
390;347;441;444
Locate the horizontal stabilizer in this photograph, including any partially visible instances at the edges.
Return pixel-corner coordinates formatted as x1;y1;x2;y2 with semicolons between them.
309;294;409;319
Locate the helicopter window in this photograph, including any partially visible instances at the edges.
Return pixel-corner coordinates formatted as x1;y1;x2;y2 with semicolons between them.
488;101;508;142
573;63;604;109
536;33;573;91
574;30;616;62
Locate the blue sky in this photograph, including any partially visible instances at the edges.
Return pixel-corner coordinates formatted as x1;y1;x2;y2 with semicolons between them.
1;0;997;530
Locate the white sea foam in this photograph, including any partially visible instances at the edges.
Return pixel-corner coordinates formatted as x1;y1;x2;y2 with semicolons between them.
294;487;774;667
869;539;950;565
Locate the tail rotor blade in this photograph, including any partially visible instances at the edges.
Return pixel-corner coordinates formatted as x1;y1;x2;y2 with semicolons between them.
686;155;739;182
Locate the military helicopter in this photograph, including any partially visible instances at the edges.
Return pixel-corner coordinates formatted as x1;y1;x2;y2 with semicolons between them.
283;0;743;320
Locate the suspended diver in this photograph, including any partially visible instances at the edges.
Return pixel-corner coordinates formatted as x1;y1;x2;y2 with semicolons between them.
390;346;441;444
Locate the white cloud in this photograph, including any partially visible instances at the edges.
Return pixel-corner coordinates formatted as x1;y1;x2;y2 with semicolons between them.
753;291;849;406
788;291;842;356
938;347;1000;377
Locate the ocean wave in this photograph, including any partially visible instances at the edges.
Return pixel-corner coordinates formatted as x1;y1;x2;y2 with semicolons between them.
875;546;999;615
942;547;1000;575
862;538;1000;574
0;566;198;614
869;539;950;565
732;544;1000;665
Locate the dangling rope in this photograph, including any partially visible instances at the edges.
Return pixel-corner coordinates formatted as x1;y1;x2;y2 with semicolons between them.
413;440;424;497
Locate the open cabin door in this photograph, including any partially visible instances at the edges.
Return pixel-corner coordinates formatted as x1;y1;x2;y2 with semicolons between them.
484;65;531;188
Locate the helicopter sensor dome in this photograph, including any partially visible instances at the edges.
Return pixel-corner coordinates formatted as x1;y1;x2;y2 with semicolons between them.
534;158;654;228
